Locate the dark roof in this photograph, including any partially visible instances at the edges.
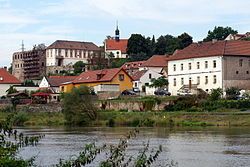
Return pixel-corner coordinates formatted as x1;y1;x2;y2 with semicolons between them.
122;61;146;70
168;40;250;61
72;68;133;84
0;68;21;84
142;55;168;67
132;70;147;80
48;76;77;87
105;39;128;53
47;40;101;51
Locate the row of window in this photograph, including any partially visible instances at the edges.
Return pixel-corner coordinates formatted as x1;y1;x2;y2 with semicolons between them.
173;75;217;86
14;62;44;69
173;60;217;71
47;49;96;59
13;52;39;60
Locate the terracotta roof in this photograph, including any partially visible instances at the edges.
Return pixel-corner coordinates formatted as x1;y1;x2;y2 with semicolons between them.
168;40;250;61
48;76;77;87
132;70;147;81
105;39;128;53
122;61;146;70
142;55;168;67
72;68;133;84
47;40;101;51
0;68;21;84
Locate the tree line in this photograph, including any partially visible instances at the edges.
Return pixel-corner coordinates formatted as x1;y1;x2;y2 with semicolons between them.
127;26;238;61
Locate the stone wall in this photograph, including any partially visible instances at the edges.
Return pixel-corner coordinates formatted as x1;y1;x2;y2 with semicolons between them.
17;103;62;112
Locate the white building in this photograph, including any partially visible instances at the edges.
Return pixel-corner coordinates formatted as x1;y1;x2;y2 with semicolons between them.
0;68;21;97
46;40;101;74
132;69;163;95
168;40;250;95
139;55;168;74
104;25;128;59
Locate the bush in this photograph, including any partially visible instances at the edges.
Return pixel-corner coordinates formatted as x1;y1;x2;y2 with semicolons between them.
12;112;29;126
226;87;241;100
62;86;97;126
209;88;222;101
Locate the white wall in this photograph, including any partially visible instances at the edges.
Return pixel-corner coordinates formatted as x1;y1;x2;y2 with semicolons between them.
139;67;163;73
0;84;12;97
94;84;120;93
105;50;127;58
168;56;223;95
39;77;50;88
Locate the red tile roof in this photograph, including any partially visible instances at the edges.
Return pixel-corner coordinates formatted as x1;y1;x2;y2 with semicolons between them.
122;61;146;70
105;39;128;53
132;70;147;81
47;40;101;51
0;68;21;84
142;55;168;67
72;68;133;84
48;76;77;87
168;40;250;61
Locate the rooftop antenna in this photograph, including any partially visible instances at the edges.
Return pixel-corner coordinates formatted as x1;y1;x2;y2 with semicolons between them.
21;40;25;52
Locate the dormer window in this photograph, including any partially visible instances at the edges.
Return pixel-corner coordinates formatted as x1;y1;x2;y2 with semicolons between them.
97;74;105;80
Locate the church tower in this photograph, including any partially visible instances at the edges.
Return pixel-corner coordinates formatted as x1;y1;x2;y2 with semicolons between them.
115;21;120;41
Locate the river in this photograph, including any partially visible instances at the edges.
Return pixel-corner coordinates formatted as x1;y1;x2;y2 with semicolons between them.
17;127;250;167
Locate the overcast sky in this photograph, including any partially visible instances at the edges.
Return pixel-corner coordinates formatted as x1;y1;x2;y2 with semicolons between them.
1;0;250;67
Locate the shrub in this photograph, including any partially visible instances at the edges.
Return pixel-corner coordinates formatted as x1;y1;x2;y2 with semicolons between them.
209;88;222;101
12;112;29;126
226;87;241;100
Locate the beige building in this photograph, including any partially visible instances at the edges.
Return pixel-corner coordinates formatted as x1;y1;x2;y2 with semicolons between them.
168;40;250;95
46;40;103;74
12;44;46;82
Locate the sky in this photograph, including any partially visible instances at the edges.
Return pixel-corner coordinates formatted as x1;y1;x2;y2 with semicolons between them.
1;0;250;67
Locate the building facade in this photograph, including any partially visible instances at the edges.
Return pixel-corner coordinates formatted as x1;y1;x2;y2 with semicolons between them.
46;40;103;74
12;44;46;82
168;40;250;95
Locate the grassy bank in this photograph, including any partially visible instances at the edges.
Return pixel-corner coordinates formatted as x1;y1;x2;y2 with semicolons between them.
1;110;250;127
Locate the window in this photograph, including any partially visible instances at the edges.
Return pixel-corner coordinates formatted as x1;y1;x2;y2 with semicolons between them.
181;63;183;71
205;76;208;84
247;71;249;74
61;86;64;92
149;73;152;79
205;61;208;68
239;59;243;67
119;74;124;81
213;60;216;68
135;82;138;87
173;78;176;86
236;71;239;74
197;76;200;85
197;62;200;69
173;64;176;71
181;78;184;85
213;75;217;84
65;49;68;57
70;50;73;57
188;63;192;70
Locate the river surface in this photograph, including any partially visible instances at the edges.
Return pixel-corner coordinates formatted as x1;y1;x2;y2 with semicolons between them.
16;127;250;167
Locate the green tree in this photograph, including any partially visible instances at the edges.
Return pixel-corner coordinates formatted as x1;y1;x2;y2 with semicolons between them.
178;32;193;49
23;80;35;86
209;88;223;101
127;34;150;61
6;85;18;95
155;35;182;55
62;86;97;125
150;76;169;89
203;26;238;42
226;87;241;100
73;61;85;75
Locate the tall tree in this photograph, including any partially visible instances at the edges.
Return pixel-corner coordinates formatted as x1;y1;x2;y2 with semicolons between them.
203;26;238;42
178;33;193;49
127;34;150;61
155;35;167;55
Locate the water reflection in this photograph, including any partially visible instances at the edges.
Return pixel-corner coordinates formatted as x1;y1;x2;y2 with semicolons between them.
17;127;250;167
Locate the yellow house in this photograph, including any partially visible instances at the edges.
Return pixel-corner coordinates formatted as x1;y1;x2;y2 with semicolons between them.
60;68;133;93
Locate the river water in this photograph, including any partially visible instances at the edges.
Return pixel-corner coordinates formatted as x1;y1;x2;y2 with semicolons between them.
16;127;250;167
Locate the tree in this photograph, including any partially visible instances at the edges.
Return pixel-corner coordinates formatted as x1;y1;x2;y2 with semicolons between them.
150;76;169;89
73;61;85;75
23;80;35;86
127;34;150;61
209;88;223;101
203;26;238;42
6;85;17;95
226;87;241;100
178;33;193;49
155;35;182;55
62;86;97;125
155;35;167;55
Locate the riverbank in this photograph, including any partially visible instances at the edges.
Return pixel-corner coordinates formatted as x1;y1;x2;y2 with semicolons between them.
1;110;250;127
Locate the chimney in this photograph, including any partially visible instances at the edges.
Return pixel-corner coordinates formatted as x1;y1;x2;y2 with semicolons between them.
3;66;7;71
212;39;217;43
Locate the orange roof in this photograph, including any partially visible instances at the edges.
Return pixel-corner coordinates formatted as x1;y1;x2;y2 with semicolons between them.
122;61;146;70
132;70;147;80
0;68;21;84
72;68;133;84
48;76;77;87
142;55;168;67
105;39;128;53
168;40;250;61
